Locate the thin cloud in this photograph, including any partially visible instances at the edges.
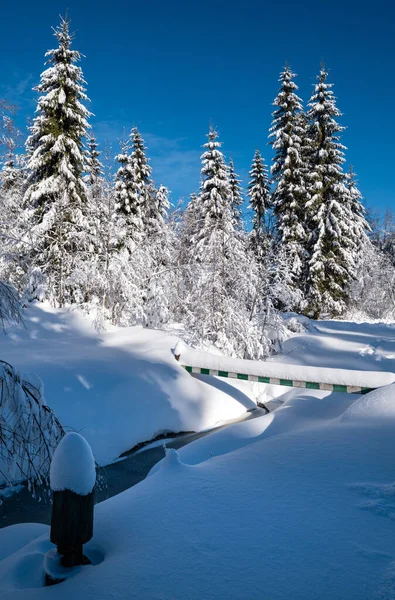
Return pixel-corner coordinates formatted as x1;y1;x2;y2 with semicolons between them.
0;71;35;110
91;122;201;201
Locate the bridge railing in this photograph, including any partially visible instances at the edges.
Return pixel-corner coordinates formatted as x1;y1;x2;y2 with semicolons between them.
174;343;395;395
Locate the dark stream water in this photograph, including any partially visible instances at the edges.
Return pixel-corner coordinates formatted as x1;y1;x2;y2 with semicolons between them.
0;408;267;529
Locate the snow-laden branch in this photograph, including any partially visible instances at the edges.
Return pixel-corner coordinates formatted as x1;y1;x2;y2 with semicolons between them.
0;360;65;494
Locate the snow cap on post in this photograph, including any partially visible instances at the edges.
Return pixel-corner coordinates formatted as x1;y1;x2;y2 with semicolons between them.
174;341;185;362
50;432;96;496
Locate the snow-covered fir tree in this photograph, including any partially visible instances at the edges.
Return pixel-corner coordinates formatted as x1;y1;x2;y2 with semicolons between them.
114;136;143;243
85;132;104;189
177;192;201;316
129;128;158;237
23;16;91;306
185;127;265;358
269;65;309;294
345;166;370;255
248;149;271;258
304;67;356;318
114;127;157;243
143;185;179;328
228;158;243;229
0;101;27;288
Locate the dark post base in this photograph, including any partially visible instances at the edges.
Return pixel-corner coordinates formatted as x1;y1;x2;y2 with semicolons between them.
45;573;65;587
57;542;92;567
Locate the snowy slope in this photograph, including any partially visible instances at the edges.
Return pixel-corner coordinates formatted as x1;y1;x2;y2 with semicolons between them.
1;386;395;599
0;302;247;467
150;386;357;470
276;317;395;372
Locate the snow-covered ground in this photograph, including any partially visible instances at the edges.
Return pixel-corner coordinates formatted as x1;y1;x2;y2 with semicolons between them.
1;385;395;599
0;302;248;468
2;306;395;598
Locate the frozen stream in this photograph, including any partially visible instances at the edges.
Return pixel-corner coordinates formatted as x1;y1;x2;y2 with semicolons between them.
0;407;267;529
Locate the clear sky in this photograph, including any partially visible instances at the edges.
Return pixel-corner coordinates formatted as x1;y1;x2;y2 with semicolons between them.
0;0;394;215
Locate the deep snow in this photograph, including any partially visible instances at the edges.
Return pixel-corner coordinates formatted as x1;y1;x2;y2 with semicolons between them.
2;307;395;598
0;302;248;468
1;386;395;599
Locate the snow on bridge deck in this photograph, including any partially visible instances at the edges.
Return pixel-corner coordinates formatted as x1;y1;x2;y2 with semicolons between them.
175;344;395;394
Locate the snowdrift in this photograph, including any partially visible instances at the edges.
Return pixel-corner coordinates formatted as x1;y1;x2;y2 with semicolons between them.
0;302;247;467
1;386;395;599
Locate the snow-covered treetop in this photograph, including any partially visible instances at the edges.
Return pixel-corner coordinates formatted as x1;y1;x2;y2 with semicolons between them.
269;65;304;181
156;184;170;217
50;431;96;495
25;15;91;212
198;127;231;223
308;68;343;131
307;67;346;175
86;132;104;187
248;149;271;233
130;127;152;187
114;127;155;240
228;158;243;229
345;165;371;240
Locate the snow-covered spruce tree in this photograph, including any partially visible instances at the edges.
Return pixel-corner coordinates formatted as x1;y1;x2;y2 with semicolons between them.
248;149;271;259
185;127;265;358
176;192;201;318
345;166;370;255
114;127;157;243
143;185;179;328
23;16;91;307
114;136;143;244
228;158;243;230
85;132;104;189
304;68;356;318
129;127;159;237
0;102;28;291
269;65;309;294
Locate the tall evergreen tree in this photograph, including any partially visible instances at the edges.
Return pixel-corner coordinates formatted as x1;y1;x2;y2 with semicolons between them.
23;16;91;306
185;127;263;358
269;66;309;289
248;149;271;255
192;128;231;256
129;127;158;236
305;67;355;317
114;127;157;242
345;166;370;254
25;16;90;219
86;132;104;188
114;136;142;241
228;158;243;229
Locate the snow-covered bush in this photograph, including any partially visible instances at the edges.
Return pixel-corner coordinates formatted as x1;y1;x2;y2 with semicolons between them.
0;281;22;331
23;267;47;303
0;361;64;492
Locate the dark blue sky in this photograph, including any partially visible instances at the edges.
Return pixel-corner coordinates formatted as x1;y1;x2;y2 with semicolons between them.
1;0;394;215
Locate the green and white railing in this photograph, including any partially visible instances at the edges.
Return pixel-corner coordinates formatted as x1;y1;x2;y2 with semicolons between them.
182;365;372;395
174;342;395;395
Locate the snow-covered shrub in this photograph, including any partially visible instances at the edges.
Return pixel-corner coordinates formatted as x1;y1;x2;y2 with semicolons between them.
0;281;22;331
23;267;47;303
0;361;64;493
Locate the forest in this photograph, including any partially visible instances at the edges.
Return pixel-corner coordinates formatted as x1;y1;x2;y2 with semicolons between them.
0;16;394;359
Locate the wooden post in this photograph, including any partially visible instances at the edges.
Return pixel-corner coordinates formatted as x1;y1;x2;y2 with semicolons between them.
46;432;96;584
50;488;94;567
